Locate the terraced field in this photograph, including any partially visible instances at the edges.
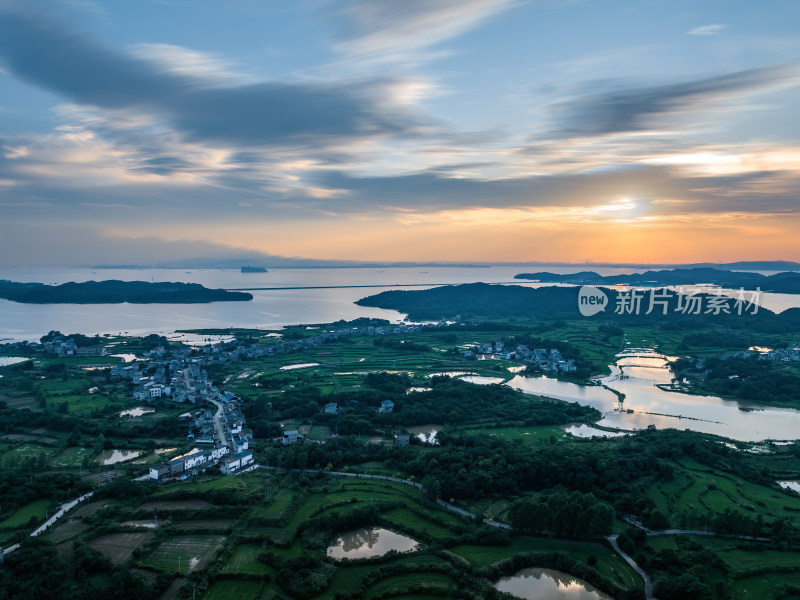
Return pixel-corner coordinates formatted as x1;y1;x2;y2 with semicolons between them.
644;457;800;527
646;536;800;600
142;534;225;574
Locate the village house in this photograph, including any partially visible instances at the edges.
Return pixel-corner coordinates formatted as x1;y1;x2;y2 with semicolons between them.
219;450;254;475
282;430;302;445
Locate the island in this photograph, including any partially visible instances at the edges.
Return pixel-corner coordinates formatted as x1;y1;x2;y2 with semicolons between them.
240;266;268;273
513;267;800;294
0;279;253;304
356;282;795;323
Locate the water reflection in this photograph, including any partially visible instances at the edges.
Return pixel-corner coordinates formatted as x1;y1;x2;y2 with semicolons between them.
461;375;505;385
405;424;441;444
495;567;614;600
509;350;800;442
0;357;29;367
119;406;155;418
326;527;418;559
95;449;143;465
564;424;628;439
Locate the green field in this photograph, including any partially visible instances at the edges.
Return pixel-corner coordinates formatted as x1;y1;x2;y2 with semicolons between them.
202;579;263;600
50;446;93;467
141;535;225;574
222;544;275;575
253;488;295;519
0;498;52;529
456;424;568;445
451;537;642;591
644;457;800;527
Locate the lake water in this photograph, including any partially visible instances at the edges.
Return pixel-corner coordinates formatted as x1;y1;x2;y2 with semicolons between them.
510;350;800;442
461;375;506;385
0;357;29;366
3;265;799;342
119;406;155;418
279;363;320;371
778;481;800;494
95;449;143;465
405;424;442;444
563;424;628;438
495;568;614;600
326;527;419;559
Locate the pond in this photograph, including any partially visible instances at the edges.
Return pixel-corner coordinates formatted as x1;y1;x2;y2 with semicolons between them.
508;350;800;442
0;357;30;367
95;449;143;465
279;362;319;370
121;520;158;529
563;424;628;438
326;527;419;560
119;406;155;418
778;481;800;494
111;353;138;362
425;371;477;378
461;375;506;385
495;568;614;600
405;424;442;444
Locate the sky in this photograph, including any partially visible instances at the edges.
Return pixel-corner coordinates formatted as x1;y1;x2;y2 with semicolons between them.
1;0;799;266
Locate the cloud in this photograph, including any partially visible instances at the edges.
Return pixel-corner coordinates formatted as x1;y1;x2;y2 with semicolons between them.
0;219;349;267
332;0;517;64
687;24;726;36
0;8;432;148
131;43;255;87
547;61;800;137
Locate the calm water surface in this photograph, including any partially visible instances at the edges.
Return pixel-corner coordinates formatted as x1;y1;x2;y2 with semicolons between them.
495;567;614;600
405;424;442;444
119;407;155;418
510;350;800;442
95;449;143;465
326;527;418;559
0;357;29;366
3;265;797;341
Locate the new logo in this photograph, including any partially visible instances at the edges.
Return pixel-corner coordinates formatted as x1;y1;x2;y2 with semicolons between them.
578;285;608;316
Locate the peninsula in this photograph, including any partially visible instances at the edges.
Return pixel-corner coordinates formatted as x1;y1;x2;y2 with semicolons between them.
514;267;800;294
0;280;253;304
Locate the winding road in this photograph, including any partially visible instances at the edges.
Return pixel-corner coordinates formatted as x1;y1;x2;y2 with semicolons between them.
607;534;656;600
3;491;95;557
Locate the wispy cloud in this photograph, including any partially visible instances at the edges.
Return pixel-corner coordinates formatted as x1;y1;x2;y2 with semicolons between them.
0;8;433;148
547;61;800;137
332;0;517;65
687;24;726;36
130;43;256;87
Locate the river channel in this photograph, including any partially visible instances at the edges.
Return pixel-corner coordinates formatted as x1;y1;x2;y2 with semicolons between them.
509;349;800;442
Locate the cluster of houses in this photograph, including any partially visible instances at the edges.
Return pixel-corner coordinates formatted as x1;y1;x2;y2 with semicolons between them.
720;344;800;362
40;336;109;357
519;346;578;373
466;342;577;373
111;355;224;405
754;344;800;362
148;446;254;480
15;319;453;372
322;398;394;416
208;320;452;363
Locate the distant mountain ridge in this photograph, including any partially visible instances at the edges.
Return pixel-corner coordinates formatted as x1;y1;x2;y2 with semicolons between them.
90;258;800;270
513;268;800;294
357;282;800;321
0;280;253;304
